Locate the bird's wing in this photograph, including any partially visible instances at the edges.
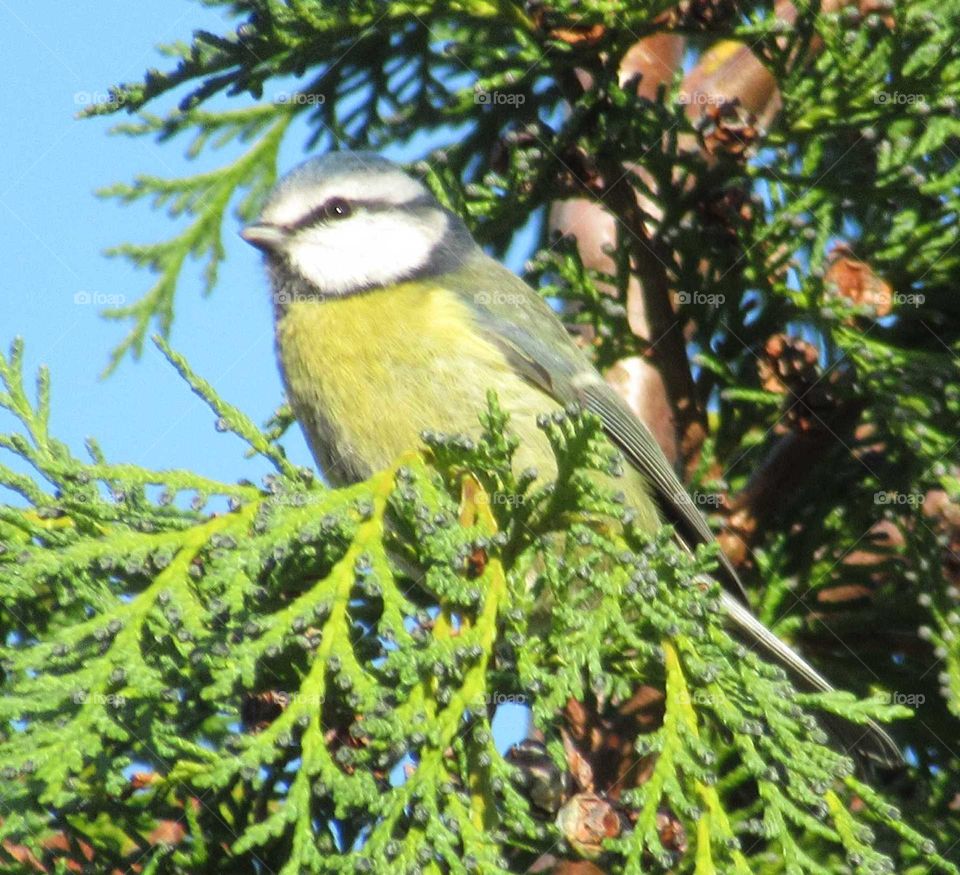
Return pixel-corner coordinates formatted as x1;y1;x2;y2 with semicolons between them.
459;255;904;770
458;254;748;601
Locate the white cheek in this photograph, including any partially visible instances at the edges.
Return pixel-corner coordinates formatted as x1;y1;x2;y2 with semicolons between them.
287;211;446;294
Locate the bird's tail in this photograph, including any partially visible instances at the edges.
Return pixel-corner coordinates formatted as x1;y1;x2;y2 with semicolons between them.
719;590;905;772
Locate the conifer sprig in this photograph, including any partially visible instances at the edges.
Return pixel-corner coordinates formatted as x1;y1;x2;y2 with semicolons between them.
1;351;951;873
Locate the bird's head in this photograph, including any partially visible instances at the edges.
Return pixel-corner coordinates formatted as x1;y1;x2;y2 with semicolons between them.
241;152;475;298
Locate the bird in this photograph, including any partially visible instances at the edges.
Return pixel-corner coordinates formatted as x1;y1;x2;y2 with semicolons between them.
240;150;903;771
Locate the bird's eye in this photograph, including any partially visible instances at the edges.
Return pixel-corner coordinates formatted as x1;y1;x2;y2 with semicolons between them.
323;197;352;220
291;197;354;232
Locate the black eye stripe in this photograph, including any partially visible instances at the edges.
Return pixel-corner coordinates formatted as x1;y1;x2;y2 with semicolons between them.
289;197;352;231
286;194;438;232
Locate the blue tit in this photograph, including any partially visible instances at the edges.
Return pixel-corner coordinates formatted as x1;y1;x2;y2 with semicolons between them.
241;151;902;771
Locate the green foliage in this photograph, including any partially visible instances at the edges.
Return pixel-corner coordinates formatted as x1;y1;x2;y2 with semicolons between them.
95;107;291;374
2;0;959;872
0;346;951;873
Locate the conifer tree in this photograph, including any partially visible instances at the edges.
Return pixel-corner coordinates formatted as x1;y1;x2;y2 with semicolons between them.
2;2;959;873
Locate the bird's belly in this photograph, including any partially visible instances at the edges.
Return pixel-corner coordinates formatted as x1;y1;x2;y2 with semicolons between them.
275;287;563;486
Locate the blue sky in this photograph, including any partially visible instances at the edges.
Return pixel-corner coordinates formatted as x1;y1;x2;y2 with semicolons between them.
1;0;528;749
1;1;307;484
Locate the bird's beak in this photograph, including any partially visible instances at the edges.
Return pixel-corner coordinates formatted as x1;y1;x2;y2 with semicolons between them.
240;222;286;252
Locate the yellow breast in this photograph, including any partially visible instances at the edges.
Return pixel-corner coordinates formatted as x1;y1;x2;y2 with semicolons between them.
275;282;562;485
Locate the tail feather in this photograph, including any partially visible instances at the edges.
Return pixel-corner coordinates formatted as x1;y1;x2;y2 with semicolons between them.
719;591;905;772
